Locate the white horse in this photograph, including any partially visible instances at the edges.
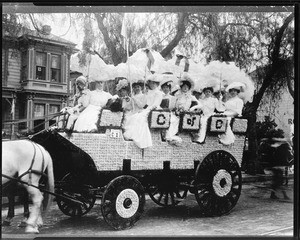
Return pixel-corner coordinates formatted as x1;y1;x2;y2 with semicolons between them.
2;139;54;233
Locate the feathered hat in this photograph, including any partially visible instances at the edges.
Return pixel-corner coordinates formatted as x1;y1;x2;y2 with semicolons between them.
116;78;129;91
226;82;246;92
75;76;87;85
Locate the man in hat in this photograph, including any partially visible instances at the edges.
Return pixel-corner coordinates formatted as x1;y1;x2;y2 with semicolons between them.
63;76;91;131
268;137;293;199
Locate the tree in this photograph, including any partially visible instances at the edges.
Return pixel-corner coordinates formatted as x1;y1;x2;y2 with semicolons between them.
7;11;295;173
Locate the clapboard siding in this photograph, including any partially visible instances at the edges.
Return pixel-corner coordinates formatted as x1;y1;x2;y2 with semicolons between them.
257;89;294;138
6;49;21;88
2;50;5;84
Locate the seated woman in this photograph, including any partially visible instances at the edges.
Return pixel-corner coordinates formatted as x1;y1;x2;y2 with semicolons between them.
131;80;146;114
115;78;132;113
123;74;163;148
160;73;176;110
73;79;112;132
166;73;198;143
218;82;244;145
192;86;224;144
64;76;90;131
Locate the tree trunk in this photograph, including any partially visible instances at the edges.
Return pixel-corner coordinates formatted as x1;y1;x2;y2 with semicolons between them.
95;13;123;65
243;13;294;174
160;13;188;58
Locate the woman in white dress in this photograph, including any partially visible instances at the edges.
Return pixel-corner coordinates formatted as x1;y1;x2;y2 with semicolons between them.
166;73;198;143
160;73;176;110
192;86;224;143
131;81;146;114
218;82;244;145
73;80;112;132
123;74;163;148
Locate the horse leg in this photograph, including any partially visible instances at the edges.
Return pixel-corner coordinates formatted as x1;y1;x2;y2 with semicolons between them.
18;189;30;228
2;192;15;226
25;186;43;234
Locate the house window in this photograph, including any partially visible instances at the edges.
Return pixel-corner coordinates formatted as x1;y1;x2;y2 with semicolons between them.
36;52;46;80
51;54;61;82
49;104;60;127
33;103;45;132
49;104;60;114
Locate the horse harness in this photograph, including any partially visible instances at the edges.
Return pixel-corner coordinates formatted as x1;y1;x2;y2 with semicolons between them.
2;140;48;190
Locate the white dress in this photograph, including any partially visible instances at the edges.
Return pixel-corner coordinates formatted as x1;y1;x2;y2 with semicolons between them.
219;96;244;145
166;91;197;142
194;96;221;143
131;93;146;114
73;89;112;132
65;89;91;130
123;88;163;148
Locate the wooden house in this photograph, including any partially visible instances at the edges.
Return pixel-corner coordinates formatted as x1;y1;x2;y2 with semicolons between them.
2;25;78;138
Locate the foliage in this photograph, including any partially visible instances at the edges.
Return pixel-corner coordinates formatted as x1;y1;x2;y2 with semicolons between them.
2;13;23;38
255;116;284;140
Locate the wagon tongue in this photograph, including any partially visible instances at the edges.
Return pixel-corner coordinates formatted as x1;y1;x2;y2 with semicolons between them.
55;193;85;207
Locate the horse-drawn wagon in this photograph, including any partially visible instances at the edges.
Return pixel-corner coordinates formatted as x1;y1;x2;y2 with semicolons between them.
29;107;248;230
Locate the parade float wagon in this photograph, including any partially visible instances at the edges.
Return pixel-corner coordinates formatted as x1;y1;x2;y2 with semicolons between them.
30;108;248;230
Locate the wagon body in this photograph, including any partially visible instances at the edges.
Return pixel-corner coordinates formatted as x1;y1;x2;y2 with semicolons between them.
31;109;248;230
65;128;245;172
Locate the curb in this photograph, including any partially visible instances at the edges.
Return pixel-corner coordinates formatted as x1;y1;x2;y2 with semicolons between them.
242;173;294;183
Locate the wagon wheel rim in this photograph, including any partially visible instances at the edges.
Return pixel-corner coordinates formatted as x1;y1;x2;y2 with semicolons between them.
101;175;145;230
194;150;242;216
147;173;188;207
56;173;96;217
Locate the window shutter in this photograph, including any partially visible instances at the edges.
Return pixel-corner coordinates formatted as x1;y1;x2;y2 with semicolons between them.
47;53;51;81
28;48;35;79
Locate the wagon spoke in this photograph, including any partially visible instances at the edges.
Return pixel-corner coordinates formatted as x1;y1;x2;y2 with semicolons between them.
157;192;164;203
170;192;176;205
77;206;83;215
164;192;169;205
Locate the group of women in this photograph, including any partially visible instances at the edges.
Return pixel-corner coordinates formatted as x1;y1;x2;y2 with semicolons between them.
64;72;245;149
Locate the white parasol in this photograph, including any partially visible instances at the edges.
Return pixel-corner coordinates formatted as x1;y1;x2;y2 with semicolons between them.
70;52;115;82
202;61;255;102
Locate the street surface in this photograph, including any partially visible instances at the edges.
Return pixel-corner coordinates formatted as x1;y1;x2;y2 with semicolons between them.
1;180;294;239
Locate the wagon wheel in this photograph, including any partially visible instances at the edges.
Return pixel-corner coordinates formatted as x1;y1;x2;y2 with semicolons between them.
194;150;242;216
101;175;145;230
56;173;96;217
146;173;188;207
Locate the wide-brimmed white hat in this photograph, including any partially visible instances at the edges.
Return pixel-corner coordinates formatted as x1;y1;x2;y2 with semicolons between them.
75;76;87;85
116;78;129;91
226;82;246;92
160;73;177;88
146;74;161;83
178;73;195;90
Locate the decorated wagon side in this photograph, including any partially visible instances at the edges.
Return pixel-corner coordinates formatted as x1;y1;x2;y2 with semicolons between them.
31;106;248;230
